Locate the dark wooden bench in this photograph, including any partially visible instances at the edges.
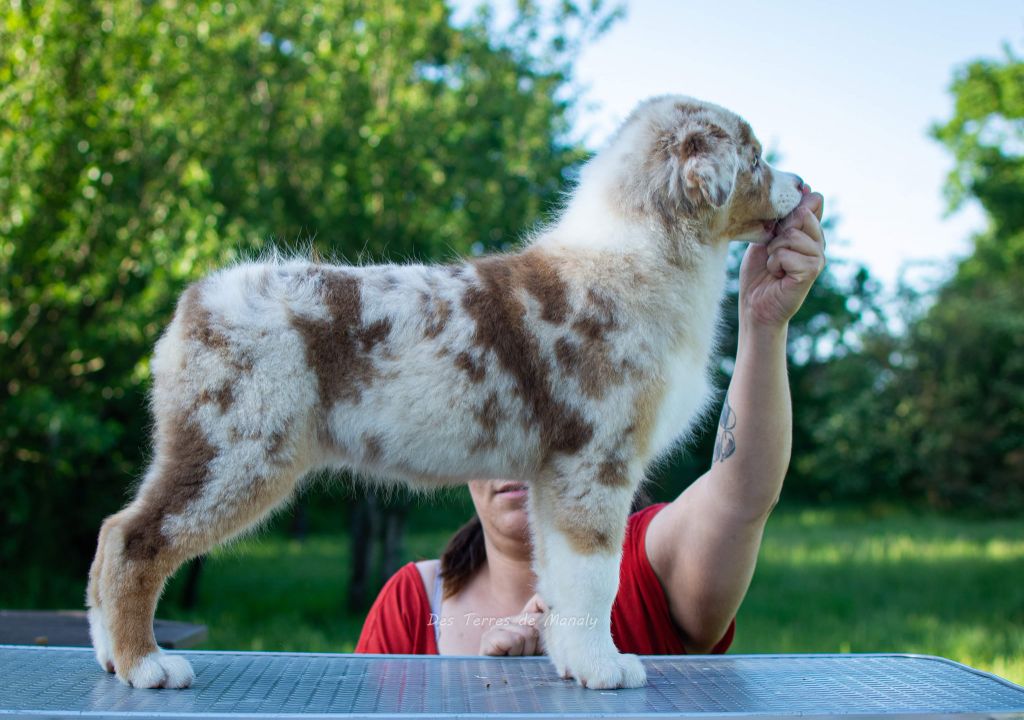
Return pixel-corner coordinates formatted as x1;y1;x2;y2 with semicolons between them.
0;610;206;649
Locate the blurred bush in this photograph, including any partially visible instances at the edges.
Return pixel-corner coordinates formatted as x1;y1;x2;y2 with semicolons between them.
765;45;1024;513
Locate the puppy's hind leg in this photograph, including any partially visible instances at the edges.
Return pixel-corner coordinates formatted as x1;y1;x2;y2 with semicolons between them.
529;460;647;689
91;414;310;689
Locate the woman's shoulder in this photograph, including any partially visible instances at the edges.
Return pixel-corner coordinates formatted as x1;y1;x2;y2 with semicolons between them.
360;561;433;615
414;559;441;595
355;561;437;654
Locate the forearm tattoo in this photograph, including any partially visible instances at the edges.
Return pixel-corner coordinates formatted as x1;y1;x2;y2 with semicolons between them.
712;393;737;463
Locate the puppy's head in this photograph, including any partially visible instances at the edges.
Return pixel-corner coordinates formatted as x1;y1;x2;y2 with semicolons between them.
605;95;804;242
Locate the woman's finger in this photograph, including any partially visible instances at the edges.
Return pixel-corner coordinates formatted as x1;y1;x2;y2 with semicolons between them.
522;594;548;614
480;631;506;656
805;190;824;222
777;201;824;244
766;247;825;282
497;629;523;656
767;228;822;259
522;627;539;656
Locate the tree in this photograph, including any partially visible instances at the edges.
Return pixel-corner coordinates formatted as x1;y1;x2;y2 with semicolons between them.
775;42;1024;513
904;42;1024;511
0;0;620;602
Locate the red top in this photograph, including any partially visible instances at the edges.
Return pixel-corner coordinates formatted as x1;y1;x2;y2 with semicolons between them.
355;502;735;655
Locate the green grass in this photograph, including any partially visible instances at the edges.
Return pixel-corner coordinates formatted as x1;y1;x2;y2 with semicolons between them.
732;507;1024;684
159;507;1023;685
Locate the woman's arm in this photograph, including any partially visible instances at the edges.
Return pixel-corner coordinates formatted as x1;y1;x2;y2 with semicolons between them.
645;191;825;653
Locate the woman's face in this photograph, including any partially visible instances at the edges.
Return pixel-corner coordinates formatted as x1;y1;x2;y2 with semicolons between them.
467;479;531;551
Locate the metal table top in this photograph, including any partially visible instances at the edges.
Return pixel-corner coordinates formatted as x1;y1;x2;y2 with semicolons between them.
1;646;1022;719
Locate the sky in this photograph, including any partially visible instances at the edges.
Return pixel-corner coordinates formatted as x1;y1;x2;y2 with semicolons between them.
460;0;1023;291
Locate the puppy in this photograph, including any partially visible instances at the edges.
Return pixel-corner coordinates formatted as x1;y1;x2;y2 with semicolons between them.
87;95;804;690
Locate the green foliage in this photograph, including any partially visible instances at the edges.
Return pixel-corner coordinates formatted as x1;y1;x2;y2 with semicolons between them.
889;44;1024;512
727;43;1024;513
895;281;1024;511
932;44;1024;238
0;0;618;599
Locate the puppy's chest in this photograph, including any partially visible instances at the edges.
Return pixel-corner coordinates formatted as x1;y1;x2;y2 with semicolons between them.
646;346;715;458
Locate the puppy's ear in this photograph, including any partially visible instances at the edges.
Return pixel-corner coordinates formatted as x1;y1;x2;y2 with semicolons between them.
677;127;737;208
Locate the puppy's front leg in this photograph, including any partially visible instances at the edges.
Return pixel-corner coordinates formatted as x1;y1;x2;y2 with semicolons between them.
528;473;646;689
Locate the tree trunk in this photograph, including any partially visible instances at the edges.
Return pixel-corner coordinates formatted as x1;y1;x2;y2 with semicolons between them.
381;502;406;581
347;491;379;612
181;555;205;611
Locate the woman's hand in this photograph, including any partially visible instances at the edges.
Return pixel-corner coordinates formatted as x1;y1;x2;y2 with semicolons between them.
479;594;547;656
739;189;826;329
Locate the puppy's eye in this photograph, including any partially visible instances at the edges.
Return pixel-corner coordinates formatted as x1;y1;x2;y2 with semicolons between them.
751;156;760;171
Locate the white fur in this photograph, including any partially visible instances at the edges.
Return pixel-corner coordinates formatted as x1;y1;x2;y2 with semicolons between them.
122;651;195;690
88;608;114;673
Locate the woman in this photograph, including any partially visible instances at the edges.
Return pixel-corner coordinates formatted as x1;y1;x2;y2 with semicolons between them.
356;190;826;657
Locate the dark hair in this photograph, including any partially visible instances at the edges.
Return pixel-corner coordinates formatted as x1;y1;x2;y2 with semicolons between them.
439;515;486;600
439;486;653;600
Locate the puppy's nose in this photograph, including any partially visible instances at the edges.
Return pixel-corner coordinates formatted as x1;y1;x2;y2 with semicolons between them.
793;175;807;193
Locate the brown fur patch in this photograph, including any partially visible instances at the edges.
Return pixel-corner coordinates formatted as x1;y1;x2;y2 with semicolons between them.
363;434;384;464
722;163;776;238
679;124;729;159
198;383;234;413
517;251;570;324
555;336;620;400
682;131;711;157
553;507;617;555
213;384;234;412
572;288;616;341
630;378;665;460
551;289;625;400
266;428;290;465
462;250;593;457
359;318;392;352
121;414;217;562
181;284;231;352
596;457;630;488
737;120;755;148
470;392;503;451
290;270;391;407
674;101;705;118
421;293;452;339
181;284;256;375
455;350;486;382
554;337;580;370
532;481;618;556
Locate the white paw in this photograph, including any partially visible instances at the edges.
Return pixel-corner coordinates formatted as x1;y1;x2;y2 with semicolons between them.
568;652;647;690
120;651;195;689
87;608;114;673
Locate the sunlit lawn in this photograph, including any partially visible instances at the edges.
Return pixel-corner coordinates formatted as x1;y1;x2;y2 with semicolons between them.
732;508;1023;685
161;507;1023;686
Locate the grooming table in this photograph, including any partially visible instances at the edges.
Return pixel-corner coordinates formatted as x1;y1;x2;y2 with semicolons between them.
2;646;1023;719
